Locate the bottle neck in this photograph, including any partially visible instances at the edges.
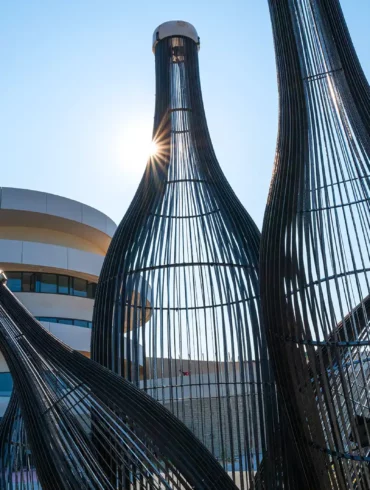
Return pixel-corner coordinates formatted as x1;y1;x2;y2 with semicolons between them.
153;37;208;150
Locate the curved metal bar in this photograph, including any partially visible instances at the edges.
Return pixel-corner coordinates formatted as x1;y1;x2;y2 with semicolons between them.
262;0;370;488
0;283;237;489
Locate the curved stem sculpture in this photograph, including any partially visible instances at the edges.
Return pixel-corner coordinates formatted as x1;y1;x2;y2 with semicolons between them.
0;281;236;489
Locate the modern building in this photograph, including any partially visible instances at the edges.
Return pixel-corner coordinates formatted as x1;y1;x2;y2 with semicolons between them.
0;187;116;418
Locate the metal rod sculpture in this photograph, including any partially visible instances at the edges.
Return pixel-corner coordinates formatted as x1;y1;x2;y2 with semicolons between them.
0;393;41;489
92;20;281;489
261;0;370;488
0;275;237;489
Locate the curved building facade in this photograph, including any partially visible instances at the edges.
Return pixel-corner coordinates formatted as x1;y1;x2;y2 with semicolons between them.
0;187;116;418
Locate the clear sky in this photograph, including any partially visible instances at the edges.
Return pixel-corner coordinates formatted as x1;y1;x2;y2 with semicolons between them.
1;1;369;229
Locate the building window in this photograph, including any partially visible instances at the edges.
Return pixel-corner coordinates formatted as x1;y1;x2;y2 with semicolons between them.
6;272;22;292
40;273;58;294
22;272;33;292
38;317;57;323
72;277;88;298
0;372;13;396
36;317;93;329
74;319;89;328
58;318;73;325
87;282;96;298
58;275;69;295
5;272;97;299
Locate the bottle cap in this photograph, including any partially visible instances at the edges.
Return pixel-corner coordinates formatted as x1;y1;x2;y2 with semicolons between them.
152;21;200;53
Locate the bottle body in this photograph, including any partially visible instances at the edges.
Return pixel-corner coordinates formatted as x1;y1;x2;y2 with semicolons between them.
93;33;276;488
262;1;370;488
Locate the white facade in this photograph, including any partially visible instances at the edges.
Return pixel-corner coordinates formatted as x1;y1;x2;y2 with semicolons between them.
0;187;116;417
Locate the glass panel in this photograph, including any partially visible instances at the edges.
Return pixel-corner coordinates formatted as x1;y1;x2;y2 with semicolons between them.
6;272;22;292
73;278;87;297
58;318;73;325
87;282;97;299
40;273;57;294
0;372;13;396
22;272;33;292
35;273;41;293
4;272;97;297
58;275;69;295
38;317;93;328
37;317;57;323
74;319;89;328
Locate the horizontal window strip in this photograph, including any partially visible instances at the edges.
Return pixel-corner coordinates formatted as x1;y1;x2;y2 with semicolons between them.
5;271;97;299
36;317;92;329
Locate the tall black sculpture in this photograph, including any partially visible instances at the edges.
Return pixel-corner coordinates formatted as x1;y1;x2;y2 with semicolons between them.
92;20;279;488
0;274;236;489
261;0;370;488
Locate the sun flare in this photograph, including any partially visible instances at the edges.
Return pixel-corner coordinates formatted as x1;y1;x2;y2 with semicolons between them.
148;140;158;157
119;116;170;177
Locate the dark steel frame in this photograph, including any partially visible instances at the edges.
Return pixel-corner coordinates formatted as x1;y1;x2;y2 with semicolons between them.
0;393;40;489
92;30;281;489
261;0;370;488
0;281;236;489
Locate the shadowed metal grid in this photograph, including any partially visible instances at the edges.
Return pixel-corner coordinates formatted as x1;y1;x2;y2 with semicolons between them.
92;30;281;489
0;393;41;489
0;282;237;489
262;0;370;488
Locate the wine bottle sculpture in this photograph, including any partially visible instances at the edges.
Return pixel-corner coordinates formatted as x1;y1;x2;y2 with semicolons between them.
92;21;280;489
0;274;236;489
261;1;370;488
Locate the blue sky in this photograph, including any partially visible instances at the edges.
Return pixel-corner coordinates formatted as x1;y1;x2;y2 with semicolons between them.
1;1;369;228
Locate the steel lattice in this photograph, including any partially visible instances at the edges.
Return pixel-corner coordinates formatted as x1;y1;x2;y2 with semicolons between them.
0;393;41;489
261;0;370;488
92;26;281;489
0;281;236;489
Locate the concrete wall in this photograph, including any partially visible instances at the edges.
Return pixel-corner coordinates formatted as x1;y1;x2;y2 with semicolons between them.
0;226;105;255
15;293;94;321
41;321;92;351
141;361;263;464
0;239;104;279
0;187;116;238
